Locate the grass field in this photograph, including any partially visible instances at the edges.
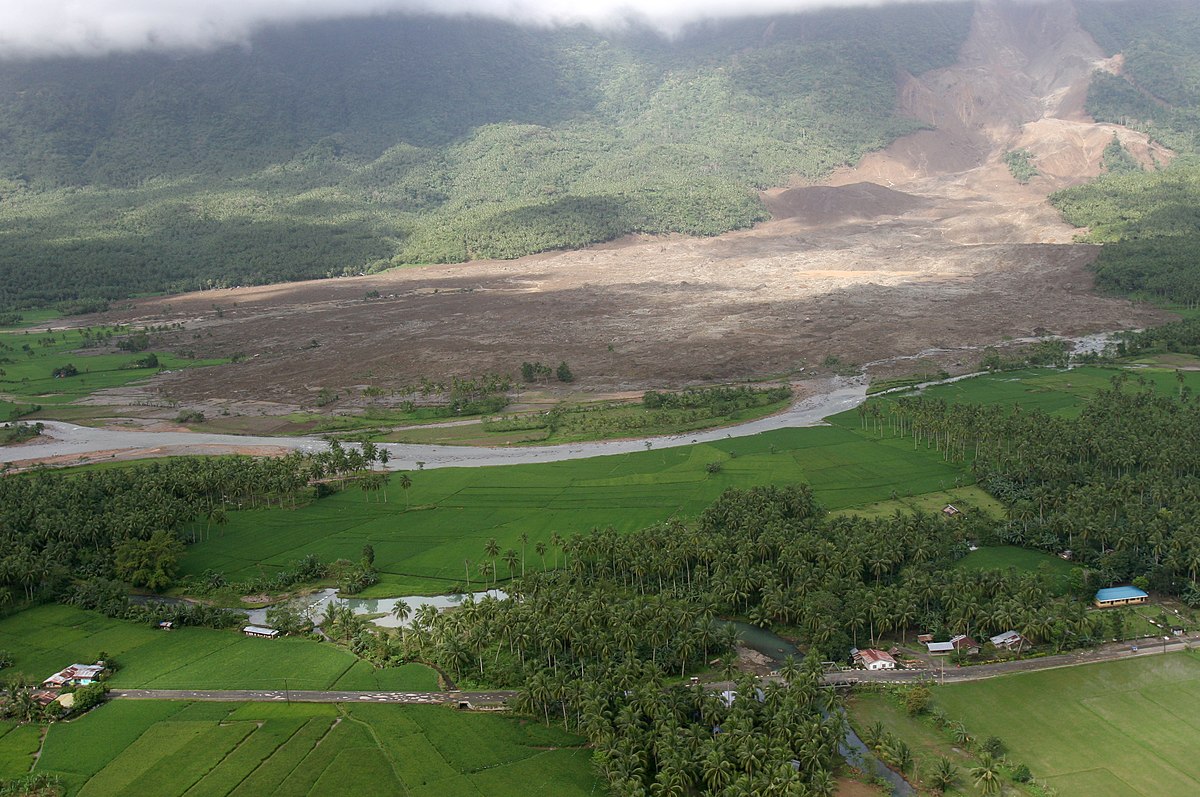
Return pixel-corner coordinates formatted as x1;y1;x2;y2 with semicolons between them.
0;398;39;421
180;423;967;595
847;692;1032;796
195;395;793;446
937;652;1200;796
0;604;436;692
16;700;595;796
0;309;61;331
0;327;225;406
835;485;1004;519
954;546;1077;592
881;366;1200;419
1130;352;1200;370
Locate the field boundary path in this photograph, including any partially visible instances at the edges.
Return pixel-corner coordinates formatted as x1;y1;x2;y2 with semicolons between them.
110;688;516;705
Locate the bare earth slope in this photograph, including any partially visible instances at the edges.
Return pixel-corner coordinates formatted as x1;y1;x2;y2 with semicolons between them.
83;0;1170;410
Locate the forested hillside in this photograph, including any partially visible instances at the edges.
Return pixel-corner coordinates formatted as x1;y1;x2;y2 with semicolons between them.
1054;0;1200;306
0;5;974;311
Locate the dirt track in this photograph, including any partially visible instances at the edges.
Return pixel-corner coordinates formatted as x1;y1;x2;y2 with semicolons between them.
78;0;1171;412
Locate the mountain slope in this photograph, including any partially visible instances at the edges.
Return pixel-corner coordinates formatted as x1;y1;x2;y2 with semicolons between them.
0;5;974;312
1050;0;1200;306
73;0;1175;408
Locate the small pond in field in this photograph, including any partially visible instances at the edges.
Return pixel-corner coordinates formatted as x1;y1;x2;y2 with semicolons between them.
246;588;508;628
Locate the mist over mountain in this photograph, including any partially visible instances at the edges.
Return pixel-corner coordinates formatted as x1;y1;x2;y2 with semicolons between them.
0;2;974;310
0;0;966;58
0;0;1197;312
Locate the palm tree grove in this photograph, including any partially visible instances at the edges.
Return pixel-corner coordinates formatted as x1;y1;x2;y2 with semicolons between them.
3;0;1200;795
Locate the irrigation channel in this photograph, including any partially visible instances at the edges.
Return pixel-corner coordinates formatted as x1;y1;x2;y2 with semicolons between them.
733;622;915;797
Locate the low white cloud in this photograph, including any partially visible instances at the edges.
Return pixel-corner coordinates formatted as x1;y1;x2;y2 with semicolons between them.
0;0;928;58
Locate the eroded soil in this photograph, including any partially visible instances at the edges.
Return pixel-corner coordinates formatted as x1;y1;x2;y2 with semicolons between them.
67;0;1172;415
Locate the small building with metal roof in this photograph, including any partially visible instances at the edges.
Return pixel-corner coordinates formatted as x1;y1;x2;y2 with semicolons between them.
41;663;104;689
989;631;1023;649
1094;586;1149;608
242;625;281;638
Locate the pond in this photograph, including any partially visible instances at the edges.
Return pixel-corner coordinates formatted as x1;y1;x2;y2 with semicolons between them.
730;620;801;666
245;588;508;628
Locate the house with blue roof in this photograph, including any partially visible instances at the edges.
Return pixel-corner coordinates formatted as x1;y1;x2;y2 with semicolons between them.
1094;586;1149;608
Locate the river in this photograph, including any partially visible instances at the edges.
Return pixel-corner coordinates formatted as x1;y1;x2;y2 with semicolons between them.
0;378;868;468
0;330;1123;469
245;588;509;628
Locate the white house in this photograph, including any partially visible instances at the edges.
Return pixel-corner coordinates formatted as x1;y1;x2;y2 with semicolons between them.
852;648;897;671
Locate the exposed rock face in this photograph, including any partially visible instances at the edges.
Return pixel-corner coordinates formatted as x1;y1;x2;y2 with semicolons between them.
833;0;1170;191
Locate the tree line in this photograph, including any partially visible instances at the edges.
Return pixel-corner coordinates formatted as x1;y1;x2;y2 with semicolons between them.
369;484;1109;794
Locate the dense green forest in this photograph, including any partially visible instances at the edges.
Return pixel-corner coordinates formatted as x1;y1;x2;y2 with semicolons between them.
1055;1;1200;305
0;5;975;311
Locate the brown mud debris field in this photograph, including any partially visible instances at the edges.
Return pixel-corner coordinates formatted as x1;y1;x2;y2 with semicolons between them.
79;1;1170;410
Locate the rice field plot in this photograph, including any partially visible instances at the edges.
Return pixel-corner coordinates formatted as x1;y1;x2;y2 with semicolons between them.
836;485;1004;519
350;703;594;797
331;661;440;691
29;701;597;797
23;701;185;791
0;723;42;777
180;424;966;596
936;651;1200;797
0;604;437;692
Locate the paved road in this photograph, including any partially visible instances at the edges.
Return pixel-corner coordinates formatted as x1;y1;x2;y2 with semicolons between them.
111;689;517;705
111;636;1197;708
826;633;1199;685
0;379;868;469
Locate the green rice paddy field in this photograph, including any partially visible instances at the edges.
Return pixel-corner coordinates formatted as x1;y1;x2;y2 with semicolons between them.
6;700;596;796
938;652;1200;797
181;422;970;596
180;365;1194;597
0;604;437;692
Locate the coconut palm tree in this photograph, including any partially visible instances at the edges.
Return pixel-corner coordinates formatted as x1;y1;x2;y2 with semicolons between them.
971;753;1003;795
390;599;411;625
